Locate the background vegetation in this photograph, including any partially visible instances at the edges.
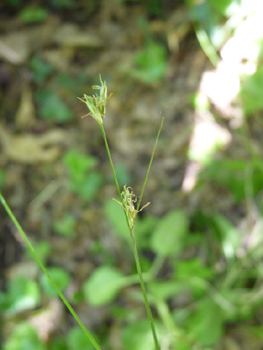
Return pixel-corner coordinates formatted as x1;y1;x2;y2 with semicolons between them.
1;0;263;349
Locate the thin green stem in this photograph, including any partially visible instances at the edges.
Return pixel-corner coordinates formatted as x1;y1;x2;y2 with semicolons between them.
137;118;164;210
98;100;162;349
0;192;102;350
194;26;220;68
130;229;160;350
100;124;122;201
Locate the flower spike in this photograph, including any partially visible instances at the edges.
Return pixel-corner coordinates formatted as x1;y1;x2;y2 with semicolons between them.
78;75;112;125
113;185;150;231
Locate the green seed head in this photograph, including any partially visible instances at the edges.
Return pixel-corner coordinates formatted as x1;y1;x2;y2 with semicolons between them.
113;185;150;231
79;75;111;125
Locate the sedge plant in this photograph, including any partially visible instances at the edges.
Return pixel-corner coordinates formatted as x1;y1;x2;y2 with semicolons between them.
0;76;163;350
79;76;163;350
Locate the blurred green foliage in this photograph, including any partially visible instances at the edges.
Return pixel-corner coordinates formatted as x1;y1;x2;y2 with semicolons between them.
121;319;162;350
132;41;167;83
19;7;48;23
83;266;125;306
241;66;263;114
200;159;263;202
3;323;46;350
0;169;5;190
36;90;74;123
2;0;263;349
104;199;130;240
30;56;54;84
25;241;51;264
150;210;188;257
4;0;23;6
114;163;132;187
53;213;77;237
50;0;74;8
118;0;162;16
63;149;103;202
66;327;95;350
40;267;71;297
1;276;40;315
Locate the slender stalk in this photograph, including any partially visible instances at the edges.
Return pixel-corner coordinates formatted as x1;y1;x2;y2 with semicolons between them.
130;229;160;350
80;78;162;350
137;118;164;210
100;124;122;201
100;120;161;349
194;26;219;68
0;192;102;350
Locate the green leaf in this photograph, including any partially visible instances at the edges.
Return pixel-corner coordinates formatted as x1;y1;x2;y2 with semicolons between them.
241;66;263;114
53;214;76;237
151;210;188;257
208;0;235;16
134;215;159;248
30;56;53;84
121;319;158;350
187;298;224;345
188;1;220;40
200;159;263;202
55;73;87;93
105;199;158;246
148;281;186;300
6;276;40;315
104;199;129;240
63;150;97;181
0;291;8;310
73;171;103;202
67;327;95;350
36;90;73;122
176;259;214;280
146;0;163;16
83;266;124;306
219;288;251;321
175;259;214;297
212;214;241;259
63;150;103;201
40;267;70;297
20;7;48;23
3;323;46;350
26;240;51;264
132;41;167;83
49;337;67;350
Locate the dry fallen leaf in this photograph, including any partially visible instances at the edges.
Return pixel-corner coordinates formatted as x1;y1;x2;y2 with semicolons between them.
16;85;37;129
0;124;67;164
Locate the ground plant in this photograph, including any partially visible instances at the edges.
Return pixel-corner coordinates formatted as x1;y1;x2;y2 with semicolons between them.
2;75;263;350
1;0;263;349
0;77;164;350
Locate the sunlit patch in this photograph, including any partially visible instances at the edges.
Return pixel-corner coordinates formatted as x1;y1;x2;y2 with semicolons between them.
183;0;263;192
182;111;231;192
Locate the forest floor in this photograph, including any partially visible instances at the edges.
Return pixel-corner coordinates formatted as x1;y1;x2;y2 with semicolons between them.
1;1;263;350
